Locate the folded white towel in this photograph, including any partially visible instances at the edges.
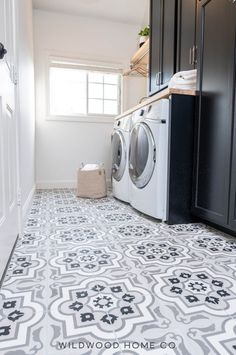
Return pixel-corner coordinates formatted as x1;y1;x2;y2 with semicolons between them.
169;69;197;90
81;164;100;171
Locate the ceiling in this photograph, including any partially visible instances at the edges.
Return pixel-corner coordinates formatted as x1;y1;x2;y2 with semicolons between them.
33;0;149;26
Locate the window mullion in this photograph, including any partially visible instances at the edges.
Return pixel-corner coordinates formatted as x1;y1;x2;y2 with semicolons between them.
86;71;89;115
118;75;121;115
102;75;105;114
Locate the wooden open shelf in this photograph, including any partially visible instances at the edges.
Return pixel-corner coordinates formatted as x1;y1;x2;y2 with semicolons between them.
123;38;149;77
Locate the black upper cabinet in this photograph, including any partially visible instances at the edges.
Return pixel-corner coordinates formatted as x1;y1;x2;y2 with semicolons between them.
161;0;177;86
177;0;197;71
149;0;161;95
149;0;177;96
149;0;197;96
193;0;236;229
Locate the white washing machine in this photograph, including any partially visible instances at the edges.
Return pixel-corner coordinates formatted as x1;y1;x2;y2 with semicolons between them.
111;114;132;203
129;99;169;220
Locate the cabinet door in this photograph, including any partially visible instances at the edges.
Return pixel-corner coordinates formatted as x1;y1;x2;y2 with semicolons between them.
229;94;236;231
177;0;196;71
149;0;162;95
149;0;176;95
160;0;177;88
193;0;236;226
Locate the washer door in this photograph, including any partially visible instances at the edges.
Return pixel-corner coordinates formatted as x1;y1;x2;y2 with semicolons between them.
112;130;127;181
129;122;156;188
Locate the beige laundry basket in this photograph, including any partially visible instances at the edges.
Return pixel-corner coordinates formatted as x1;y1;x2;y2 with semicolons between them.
76;165;107;199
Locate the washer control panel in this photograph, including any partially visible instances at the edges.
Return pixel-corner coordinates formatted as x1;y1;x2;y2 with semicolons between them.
114;114;132;132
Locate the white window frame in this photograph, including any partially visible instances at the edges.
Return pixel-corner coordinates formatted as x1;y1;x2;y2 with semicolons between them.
45;56;123;123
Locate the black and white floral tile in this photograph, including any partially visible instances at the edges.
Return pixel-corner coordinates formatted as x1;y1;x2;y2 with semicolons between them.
1;189;236;355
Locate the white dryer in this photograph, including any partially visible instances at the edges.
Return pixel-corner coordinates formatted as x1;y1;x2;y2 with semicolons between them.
111;114;132;203
129;99;169;220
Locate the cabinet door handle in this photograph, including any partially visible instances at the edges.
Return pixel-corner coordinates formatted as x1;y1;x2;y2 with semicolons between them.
155;73;159;86
159;71;163;85
189;47;193;65
156;72;161;86
193;46;197;65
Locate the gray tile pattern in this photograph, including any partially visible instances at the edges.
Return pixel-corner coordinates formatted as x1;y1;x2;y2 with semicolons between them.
0;189;236;355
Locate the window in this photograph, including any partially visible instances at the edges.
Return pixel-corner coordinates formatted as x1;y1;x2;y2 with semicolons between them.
48;58;122;121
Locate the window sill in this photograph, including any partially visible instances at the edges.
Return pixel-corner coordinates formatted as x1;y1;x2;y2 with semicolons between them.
46;115;116;124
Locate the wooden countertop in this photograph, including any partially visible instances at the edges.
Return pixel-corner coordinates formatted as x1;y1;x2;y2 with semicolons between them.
116;88;197;120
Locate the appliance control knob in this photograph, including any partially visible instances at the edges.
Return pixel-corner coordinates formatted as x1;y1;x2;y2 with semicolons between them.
0;43;7;59
140;109;145;116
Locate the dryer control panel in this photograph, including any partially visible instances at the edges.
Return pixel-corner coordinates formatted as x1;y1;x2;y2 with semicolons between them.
131;106;148;127
146;99;169;121
114;114;132;132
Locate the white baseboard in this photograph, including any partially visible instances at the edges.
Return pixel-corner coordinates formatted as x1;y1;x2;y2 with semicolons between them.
36;179;112;190
22;185;36;222
36;180;77;189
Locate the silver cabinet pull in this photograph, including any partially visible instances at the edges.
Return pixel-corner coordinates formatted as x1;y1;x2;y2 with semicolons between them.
189;46;197;66
156;72;160;86
189;47;193;65
155;72;163;86
193;45;197;65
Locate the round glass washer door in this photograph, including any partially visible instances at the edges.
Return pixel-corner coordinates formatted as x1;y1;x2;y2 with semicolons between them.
129;122;156;189
112;130;127;181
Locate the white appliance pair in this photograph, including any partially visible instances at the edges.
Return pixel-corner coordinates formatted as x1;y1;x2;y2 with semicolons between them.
111;114;132;203
112;99;169;221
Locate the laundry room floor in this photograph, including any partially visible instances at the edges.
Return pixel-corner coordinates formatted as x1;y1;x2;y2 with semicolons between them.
0;189;236;355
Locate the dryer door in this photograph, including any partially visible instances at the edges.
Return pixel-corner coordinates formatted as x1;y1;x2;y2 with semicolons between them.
129;122;156;188
112;130;127;181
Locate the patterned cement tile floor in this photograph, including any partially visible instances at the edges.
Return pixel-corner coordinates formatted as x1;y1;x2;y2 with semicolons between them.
1;189;236;355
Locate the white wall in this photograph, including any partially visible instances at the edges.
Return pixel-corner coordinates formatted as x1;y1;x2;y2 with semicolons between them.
17;0;35;219
33;10;147;188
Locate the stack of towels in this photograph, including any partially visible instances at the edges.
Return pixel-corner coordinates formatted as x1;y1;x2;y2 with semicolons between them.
168;69;197;90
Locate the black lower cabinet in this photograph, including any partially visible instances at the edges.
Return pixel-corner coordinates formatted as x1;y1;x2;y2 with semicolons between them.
167;94;196;225
192;0;236;233
229;94;236;230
